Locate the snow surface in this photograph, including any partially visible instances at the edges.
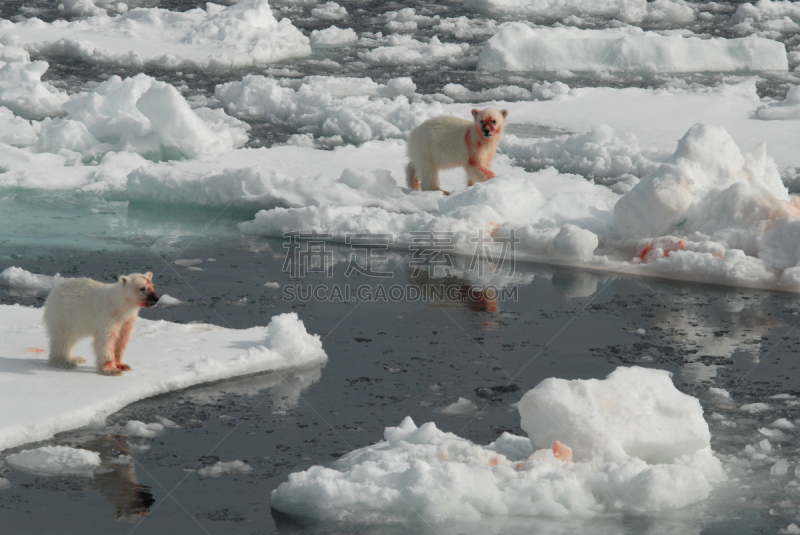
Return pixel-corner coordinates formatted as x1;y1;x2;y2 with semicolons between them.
0;306;326;452
271;366;725;522
478;25;788;73
1;0;311;69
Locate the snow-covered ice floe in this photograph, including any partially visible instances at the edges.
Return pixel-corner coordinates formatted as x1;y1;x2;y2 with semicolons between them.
0;307;326;452
1;0;311;69
226;119;800;292
464;0;697;26
6;445;101;476
271;367;725;523
478;25;788;73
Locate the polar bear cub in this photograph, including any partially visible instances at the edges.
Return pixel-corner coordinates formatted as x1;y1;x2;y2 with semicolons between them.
406;108;508;194
44;272;159;375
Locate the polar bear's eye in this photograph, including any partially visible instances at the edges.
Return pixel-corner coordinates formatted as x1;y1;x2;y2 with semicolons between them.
140;287;146;292
491;119;496;124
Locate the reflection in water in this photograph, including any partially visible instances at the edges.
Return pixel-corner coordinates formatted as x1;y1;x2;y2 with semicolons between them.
550;268;605;299
176;362;325;415
82;435;154;523
403;256;536;329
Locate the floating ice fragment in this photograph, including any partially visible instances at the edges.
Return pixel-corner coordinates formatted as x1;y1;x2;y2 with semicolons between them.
438;397;479;415
124;421;165;438
741;403;771;413
198;460;253;480
158;295;183;307
772;459;790;476
6;446;100;476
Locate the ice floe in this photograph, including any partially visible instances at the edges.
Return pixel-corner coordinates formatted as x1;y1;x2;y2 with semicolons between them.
2;0;311;69
0;307;326;452
37;73;249;162
6;445;101;476
215;74;436;145
478;25;788;73
464;0;697;26
271;366;725;522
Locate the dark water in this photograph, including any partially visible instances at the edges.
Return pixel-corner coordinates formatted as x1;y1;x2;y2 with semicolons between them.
1;237;800;533
2;0;800;532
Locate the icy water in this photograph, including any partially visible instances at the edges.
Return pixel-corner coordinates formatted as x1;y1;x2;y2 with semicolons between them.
1;239;800;533
3;0;800;532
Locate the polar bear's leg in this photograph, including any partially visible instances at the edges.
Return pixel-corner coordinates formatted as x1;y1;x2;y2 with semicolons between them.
466;164;495;186
113;318;136;372
49;334;85;368
95;326;121;375
405;163;421;191
417;163;449;194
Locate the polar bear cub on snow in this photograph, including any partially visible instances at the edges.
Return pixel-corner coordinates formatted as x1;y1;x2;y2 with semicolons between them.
44;272;159;375
406;108;508;194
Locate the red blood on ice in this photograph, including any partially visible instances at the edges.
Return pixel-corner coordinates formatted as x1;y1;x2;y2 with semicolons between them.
552;440;573;462
639;239;686;262
26;347;45;353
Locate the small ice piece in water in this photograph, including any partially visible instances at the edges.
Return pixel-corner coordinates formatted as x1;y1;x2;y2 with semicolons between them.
771;459;790;476
175;259;203;267
760;439;773;452
772;418;796;430
158;417;179;428
6;446;100;476
740;402;770;413
787;524;800;534
311;2;347;20
228;297;250;306
158;294;182;307
124;420;165;438
310;26;357;48
760;427;788;440
636;328;646;335
127;443;150;453
264;282;281;289
709;387;731;398
438;397;479;415
197;460;253;480
0;477;10;490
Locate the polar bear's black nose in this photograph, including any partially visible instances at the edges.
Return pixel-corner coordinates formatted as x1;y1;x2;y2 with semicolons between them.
145;292;159;307
482;128;492;137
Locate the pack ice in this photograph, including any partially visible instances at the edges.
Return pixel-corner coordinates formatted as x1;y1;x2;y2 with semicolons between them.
0;0;311;68
270;367;725;523
0;306;326;452
478;25;788;73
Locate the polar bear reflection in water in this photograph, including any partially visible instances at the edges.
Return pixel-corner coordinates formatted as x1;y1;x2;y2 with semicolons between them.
83;435;154;522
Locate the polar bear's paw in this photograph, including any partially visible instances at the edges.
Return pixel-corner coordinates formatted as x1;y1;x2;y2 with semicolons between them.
53;356;86;368
102;361;122;376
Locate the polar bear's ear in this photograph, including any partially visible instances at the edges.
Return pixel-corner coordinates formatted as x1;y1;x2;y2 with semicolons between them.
119;275;129;285
471;109;480;118
145;272;153;280
501;109;508;119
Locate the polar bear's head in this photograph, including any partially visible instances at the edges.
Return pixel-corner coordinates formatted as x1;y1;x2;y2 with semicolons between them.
119;272;159;308
472;108;509;139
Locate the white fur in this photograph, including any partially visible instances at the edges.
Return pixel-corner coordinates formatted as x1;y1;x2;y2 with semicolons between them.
44;272;156;374
406;107;508;193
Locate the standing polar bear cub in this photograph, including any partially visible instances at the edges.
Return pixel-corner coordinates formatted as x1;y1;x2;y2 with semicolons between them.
44;272;159;375
406;108;508;194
